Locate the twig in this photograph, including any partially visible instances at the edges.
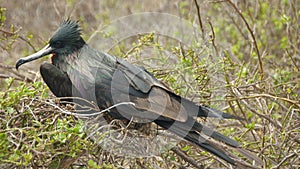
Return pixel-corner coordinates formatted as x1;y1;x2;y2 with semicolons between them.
226;0;264;81
0;63;34;82
0;74;23;81
286;49;299;71
271;152;298;169
207;18;218;56
232;88;283;129
171;146;204;169
44;100;135;117
212;93;300;109
194;0;205;39
56;96;99;109
0;28;37;52
57;150;87;169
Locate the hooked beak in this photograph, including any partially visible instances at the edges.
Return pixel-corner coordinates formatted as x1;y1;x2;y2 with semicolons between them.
16;44;55;70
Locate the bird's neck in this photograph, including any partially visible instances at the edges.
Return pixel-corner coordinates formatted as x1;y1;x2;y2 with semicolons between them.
51;45;85;72
52;44;118;75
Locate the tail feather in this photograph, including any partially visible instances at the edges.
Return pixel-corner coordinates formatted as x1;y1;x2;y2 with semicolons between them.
234;147;264;166
155;119;236;165
200;106;244;120
178;96;243;120
192;122;240;147
185;131;235;165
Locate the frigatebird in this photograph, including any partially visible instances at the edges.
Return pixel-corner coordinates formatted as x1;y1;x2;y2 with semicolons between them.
16;19;243;165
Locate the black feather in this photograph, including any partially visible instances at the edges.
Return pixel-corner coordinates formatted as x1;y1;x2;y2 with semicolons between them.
16;20;249;166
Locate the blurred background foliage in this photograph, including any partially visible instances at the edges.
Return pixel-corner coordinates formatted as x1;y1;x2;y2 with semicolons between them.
0;0;299;168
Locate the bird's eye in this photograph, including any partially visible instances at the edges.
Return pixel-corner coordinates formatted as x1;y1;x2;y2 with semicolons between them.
52;40;64;48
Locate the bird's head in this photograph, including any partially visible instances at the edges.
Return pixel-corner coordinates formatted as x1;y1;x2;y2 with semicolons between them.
16;19;85;69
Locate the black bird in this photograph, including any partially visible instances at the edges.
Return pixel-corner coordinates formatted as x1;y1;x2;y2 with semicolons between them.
16;20;243;165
